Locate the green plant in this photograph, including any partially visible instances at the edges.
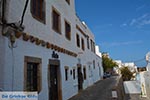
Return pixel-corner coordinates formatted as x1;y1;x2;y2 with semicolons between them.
102;55;118;72
120;66;133;81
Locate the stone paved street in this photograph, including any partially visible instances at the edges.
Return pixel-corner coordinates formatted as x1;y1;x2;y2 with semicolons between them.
69;76;119;100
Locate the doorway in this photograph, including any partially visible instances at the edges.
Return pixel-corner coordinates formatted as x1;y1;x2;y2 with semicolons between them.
77;64;83;91
48;60;62;100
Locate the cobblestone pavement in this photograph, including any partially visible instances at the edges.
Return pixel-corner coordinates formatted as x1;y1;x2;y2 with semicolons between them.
69;76;119;100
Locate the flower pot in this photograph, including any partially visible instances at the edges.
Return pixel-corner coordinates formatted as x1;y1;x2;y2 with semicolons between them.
41;40;46;47
35;38;41;45
22;33;30;41
30;36;36;43
51;44;54;49
46;42;51;48
15;31;22;38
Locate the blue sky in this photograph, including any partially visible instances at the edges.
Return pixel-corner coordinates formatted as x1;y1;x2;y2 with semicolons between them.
75;0;150;67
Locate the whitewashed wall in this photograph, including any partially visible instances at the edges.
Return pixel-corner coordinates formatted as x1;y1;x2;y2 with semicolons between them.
0;0;102;100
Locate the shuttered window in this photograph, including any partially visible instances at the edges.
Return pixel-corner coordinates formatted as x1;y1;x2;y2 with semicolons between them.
52;8;61;33
31;0;45;23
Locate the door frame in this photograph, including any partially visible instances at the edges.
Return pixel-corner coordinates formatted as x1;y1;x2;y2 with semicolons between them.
77;64;83;91
48;59;62;100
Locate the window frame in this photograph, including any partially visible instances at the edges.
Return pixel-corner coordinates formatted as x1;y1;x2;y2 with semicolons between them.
81;37;85;51
93;60;95;69
30;0;46;24
87;36;90;49
83;67;87;80
64;66;69;81
76;33;80;48
73;69;76;80
65;20;71;40
24;56;42;93
52;7;61;34
65;0;70;5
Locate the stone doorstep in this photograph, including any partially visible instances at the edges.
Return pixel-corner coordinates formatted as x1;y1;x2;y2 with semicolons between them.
112;91;118;99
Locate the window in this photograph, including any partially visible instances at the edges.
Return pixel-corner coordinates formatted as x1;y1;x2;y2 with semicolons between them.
81;38;85;51
65;20;71;40
90;39;93;52
66;0;70;5
83;67;86;80
98;62;100;67
65;67;69;81
26;63;38;91
93;60;95;69
52;7;61;33
90;39;95;53
93;42;95;53
87;36;90;49
76;34;80;47
24;56;42;93
31;0;45;23
73;69;76;80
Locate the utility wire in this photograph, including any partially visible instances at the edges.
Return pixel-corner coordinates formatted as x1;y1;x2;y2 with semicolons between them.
133;58;145;63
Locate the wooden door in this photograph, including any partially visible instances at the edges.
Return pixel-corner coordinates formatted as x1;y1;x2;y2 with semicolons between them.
49;65;58;100
77;65;83;91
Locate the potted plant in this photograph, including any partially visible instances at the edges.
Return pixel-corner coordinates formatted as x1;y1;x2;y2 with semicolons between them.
41;40;46;47
15;31;22;38
35;38;41;45
51;44;54;49
46;42;51;48
30;35;36;43
22;33;30;41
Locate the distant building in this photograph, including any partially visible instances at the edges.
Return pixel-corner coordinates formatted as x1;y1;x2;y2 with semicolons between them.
123;62;137;73
0;0;102;100
114;60;123;74
102;52;110;58
137;52;150;98
95;45;104;79
115;60;123;68
146;52;150;71
137;67;147;72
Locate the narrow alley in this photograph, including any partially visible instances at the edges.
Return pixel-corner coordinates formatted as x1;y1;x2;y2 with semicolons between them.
69;76;119;100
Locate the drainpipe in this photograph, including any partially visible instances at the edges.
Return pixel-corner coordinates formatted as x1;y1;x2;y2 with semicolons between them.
2;0;6;23
1;0;7;34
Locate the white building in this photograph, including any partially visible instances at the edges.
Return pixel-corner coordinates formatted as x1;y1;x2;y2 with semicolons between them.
0;0;103;100
123;62;137;73
140;52;150;98
95;45;104;79
114;60;123;74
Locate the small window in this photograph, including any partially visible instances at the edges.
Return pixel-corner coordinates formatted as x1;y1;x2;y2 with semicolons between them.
87;36;90;49
93;42;95;53
93;60;95;69
26;63;38;91
98;62;100;67
90;39;95;53
30;0;45;23
65;20;71;40
90;39;93;52
81;38;85;51
73;69;76;80
66;0;70;5
24;56;42;93
52;7;61;33
65;67;69;81
76;34;80;47
83;67;86;80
